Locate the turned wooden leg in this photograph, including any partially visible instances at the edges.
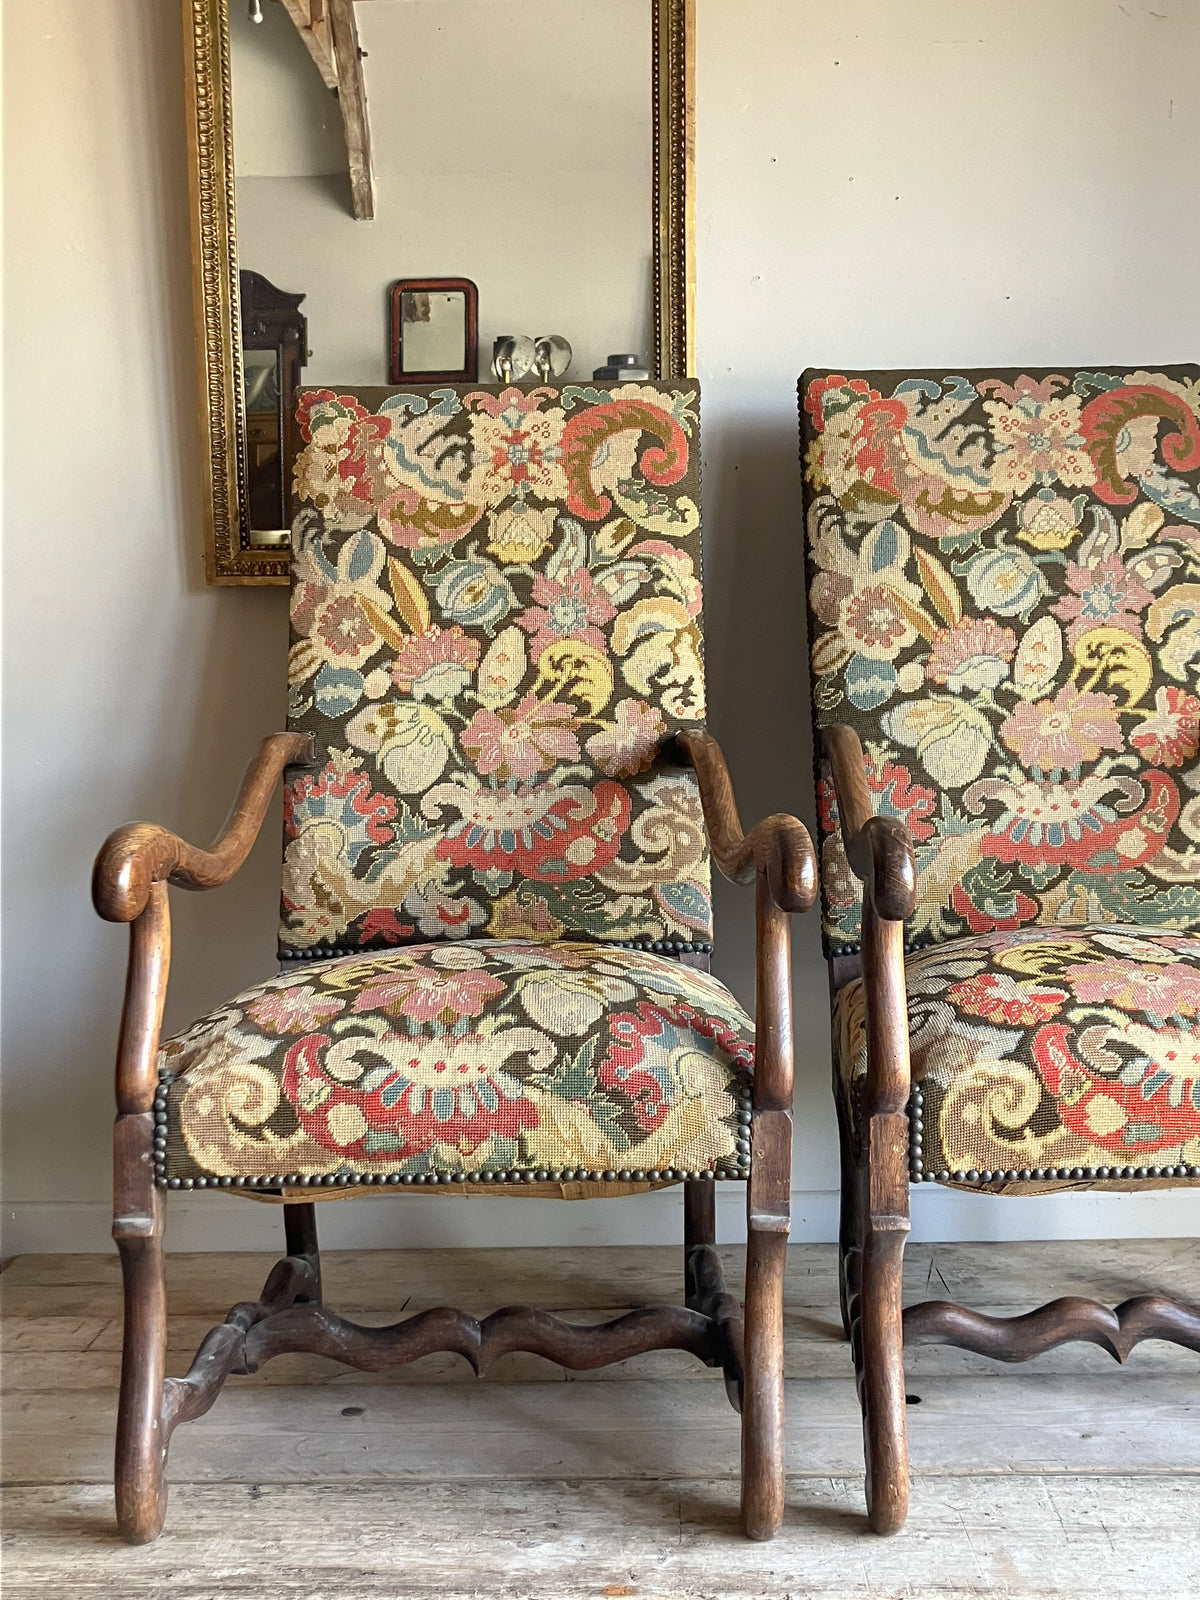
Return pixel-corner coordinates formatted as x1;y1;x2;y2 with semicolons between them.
739;878;794;1542
113;1114;168;1544
836;1102;862;1342
857;1112;910;1536
741;1221;788;1540
283;1201;322;1305
683;1179;715;1306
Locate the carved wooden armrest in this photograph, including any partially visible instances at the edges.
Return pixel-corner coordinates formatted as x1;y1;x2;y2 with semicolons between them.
675;730;816;915
93;733;314;924
821;724;916;923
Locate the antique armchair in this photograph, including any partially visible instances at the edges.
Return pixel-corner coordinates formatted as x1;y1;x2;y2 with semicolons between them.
799;365;1200;1534
94;380;816;1545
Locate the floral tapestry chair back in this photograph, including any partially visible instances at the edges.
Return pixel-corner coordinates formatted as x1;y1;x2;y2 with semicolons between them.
283;381;711;959
801;365;1200;957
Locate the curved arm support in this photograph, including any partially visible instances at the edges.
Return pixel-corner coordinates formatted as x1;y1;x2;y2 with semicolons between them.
93;732;314;924
676;731;817;914
821;724;917;922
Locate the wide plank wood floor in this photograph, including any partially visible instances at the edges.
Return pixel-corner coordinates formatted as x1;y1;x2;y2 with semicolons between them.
3;1240;1199;1597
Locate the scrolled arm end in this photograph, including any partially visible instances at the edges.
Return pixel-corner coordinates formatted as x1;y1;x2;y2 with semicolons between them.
821;724;917;922
91;732;314;924
93;823;184;923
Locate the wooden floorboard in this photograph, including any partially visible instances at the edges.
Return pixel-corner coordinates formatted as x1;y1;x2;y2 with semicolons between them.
2;1241;1199;1596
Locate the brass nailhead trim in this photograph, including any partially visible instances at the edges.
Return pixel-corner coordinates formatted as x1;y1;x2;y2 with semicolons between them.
279;939;715;962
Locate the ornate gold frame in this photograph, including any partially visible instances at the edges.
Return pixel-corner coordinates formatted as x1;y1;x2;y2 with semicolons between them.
182;0;696;585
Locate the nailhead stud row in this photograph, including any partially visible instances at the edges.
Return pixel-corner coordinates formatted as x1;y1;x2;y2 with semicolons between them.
157;1167;752;1189
278;939;715;962
907;1083;1200;1186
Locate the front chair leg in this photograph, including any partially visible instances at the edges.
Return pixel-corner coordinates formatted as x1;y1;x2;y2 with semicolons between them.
113;1114;168;1544
857;1111;911;1535
740;1106;792;1541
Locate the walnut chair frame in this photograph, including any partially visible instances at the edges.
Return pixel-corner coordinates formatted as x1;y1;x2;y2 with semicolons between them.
824;722;1200;1536
94;728;815;1545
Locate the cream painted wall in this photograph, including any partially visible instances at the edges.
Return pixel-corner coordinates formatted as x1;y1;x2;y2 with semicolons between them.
3;0;1199;1251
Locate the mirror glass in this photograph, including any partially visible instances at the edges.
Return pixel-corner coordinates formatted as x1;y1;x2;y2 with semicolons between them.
227;0;655;549
399;290;466;374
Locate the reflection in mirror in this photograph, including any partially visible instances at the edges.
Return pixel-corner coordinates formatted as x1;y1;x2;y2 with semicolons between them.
401;292;465;372
239;268;308;540
229;1;652;389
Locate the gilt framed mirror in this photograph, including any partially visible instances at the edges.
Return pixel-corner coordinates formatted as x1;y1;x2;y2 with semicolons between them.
182;0;695;584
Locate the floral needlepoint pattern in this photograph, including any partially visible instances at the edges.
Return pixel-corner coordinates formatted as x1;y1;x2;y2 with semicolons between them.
160;943;754;1185
284;382;710;954
834;926;1200;1191
800;366;1200;954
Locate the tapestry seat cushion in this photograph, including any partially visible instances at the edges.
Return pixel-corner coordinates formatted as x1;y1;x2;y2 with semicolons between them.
834;924;1200;1192
157;942;753;1190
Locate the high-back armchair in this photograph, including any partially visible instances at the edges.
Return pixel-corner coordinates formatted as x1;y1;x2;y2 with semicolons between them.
95;380;816;1544
800;365;1200;1534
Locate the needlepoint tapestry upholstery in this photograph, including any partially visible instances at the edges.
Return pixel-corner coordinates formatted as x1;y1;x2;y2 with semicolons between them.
158;941;753;1187
799;366;1200;957
833;924;1200;1192
282;382;711;958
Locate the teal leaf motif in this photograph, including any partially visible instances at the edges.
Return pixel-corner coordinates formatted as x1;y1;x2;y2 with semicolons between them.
845;655;897;711
314;665;365;718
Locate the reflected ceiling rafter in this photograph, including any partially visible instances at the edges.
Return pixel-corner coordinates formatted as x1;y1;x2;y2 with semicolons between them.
279;0;375;220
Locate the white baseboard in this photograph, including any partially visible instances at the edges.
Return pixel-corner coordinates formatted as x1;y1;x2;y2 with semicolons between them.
4;1186;1197;1255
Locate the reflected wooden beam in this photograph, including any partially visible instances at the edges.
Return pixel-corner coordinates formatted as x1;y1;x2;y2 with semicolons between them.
279;0;337;91
328;0;375;221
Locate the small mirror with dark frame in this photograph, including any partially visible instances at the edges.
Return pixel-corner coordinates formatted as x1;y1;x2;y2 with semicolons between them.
388;278;479;384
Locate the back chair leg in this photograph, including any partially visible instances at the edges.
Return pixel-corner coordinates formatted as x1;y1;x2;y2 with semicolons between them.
837;1105;860;1341
683;1179;716;1305
283;1200;322;1304
113;1115;169;1544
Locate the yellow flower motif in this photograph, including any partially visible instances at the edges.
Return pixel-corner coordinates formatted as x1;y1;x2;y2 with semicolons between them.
1016;494;1082;550
487;503;557;564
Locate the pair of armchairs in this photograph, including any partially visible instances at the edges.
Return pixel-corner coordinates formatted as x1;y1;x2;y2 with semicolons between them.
95;368;1200;1545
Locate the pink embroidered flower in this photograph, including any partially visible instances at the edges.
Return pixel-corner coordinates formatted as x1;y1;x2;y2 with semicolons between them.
1000;683;1124;772
390;625;481;700
984;389;1096;492
946;972;1066;1027
247;987;347;1034
1131;687;1200;769
516;568;617;657
467;393;567;505
1050;555;1154;645
315;595;377;663
461;692;581;780
842;584;910;657
585;699;666;777
1066;959;1200;1018
925;617;1017;692
351;965;506;1024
